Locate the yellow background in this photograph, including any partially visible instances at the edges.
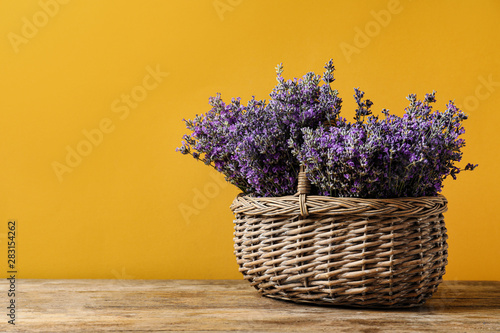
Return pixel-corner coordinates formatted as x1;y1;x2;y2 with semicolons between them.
0;0;498;281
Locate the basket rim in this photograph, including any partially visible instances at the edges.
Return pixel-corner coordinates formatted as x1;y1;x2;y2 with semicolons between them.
230;193;448;218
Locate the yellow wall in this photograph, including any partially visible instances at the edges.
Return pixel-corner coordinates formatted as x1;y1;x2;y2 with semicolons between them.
0;0;498;281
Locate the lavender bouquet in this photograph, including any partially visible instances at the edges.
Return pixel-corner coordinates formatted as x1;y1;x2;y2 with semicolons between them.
178;60;476;199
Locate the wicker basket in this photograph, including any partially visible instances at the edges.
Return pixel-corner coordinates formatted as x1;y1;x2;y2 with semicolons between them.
230;169;448;308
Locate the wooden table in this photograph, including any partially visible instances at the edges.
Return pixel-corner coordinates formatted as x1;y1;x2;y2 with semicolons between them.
2;279;499;332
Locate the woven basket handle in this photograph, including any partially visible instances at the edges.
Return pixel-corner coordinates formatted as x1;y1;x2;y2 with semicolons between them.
297;165;310;217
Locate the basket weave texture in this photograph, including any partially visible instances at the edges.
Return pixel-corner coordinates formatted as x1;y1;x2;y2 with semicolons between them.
230;170;448;308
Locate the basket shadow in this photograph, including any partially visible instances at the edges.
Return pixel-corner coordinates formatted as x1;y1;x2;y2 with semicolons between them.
261;294;483;314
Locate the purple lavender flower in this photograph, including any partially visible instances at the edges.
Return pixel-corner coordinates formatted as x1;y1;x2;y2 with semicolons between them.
293;90;476;198
178;60;476;198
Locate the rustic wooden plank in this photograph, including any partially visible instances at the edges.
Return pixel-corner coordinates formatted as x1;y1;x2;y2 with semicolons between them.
1;279;498;332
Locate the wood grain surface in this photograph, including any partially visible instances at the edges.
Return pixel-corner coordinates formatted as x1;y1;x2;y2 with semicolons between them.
1;279;498;332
